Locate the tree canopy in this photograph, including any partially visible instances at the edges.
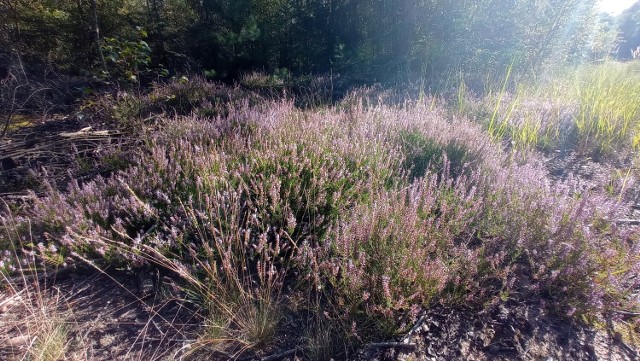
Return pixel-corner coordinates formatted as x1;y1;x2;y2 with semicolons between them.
616;1;640;59
1;0;633;84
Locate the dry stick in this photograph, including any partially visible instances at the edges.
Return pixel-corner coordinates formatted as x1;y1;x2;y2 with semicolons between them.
618;339;639;358
3;264;87;285
403;312;428;342
0;134;126;163
90;0;107;73
148;299;192;361
70;234;241;360
613;309;640;316
2;0;27;80
2;84;52;139
364;342;417;350
0;288;26;309
1;82;23;139
616;219;640;226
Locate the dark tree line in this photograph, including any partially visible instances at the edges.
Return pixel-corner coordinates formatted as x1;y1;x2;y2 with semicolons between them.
617;2;640;59
1;0;635;84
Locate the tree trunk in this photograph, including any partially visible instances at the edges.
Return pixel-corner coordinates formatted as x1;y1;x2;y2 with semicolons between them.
323;0;335;71
91;0;107;72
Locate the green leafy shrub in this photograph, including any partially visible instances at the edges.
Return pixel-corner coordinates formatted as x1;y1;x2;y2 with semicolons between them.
101;27;154;83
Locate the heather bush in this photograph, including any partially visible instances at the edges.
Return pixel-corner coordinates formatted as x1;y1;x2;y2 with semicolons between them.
25;101;291;262
79;77;268;131
240;71;288;89
145;77;265;116
475;165;637;314
311;154;638;340
320;168;481;337
400;130;473;180
2;85;638;356
137;183;288;354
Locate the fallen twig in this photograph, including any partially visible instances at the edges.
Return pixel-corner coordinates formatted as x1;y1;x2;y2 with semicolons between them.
405;312;428;337
616;219;640;226
59;128;118;138
237;347;301;361
613;309;640;316
0;288;26;310
364;341;417;350
618;339;639;358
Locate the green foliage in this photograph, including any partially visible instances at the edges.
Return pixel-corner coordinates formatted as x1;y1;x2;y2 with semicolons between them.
101;27;152;82
0;0;603;84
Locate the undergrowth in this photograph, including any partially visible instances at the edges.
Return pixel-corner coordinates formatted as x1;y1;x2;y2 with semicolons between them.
1;76;639;359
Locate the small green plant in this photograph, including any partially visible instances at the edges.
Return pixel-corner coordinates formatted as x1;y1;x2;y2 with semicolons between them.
487;62;515;141
203;69;218;79
101;27;156;83
457;72;467;114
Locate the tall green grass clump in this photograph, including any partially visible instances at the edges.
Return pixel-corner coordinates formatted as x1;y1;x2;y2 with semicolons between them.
570;62;640;152
466;61;640;154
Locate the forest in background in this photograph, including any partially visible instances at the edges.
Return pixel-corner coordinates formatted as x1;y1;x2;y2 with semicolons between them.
1;0;640;86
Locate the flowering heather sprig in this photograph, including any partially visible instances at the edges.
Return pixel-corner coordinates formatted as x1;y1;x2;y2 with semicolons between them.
323;168;482;320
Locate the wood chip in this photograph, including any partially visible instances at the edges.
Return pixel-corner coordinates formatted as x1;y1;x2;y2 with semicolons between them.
7;335;31;347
